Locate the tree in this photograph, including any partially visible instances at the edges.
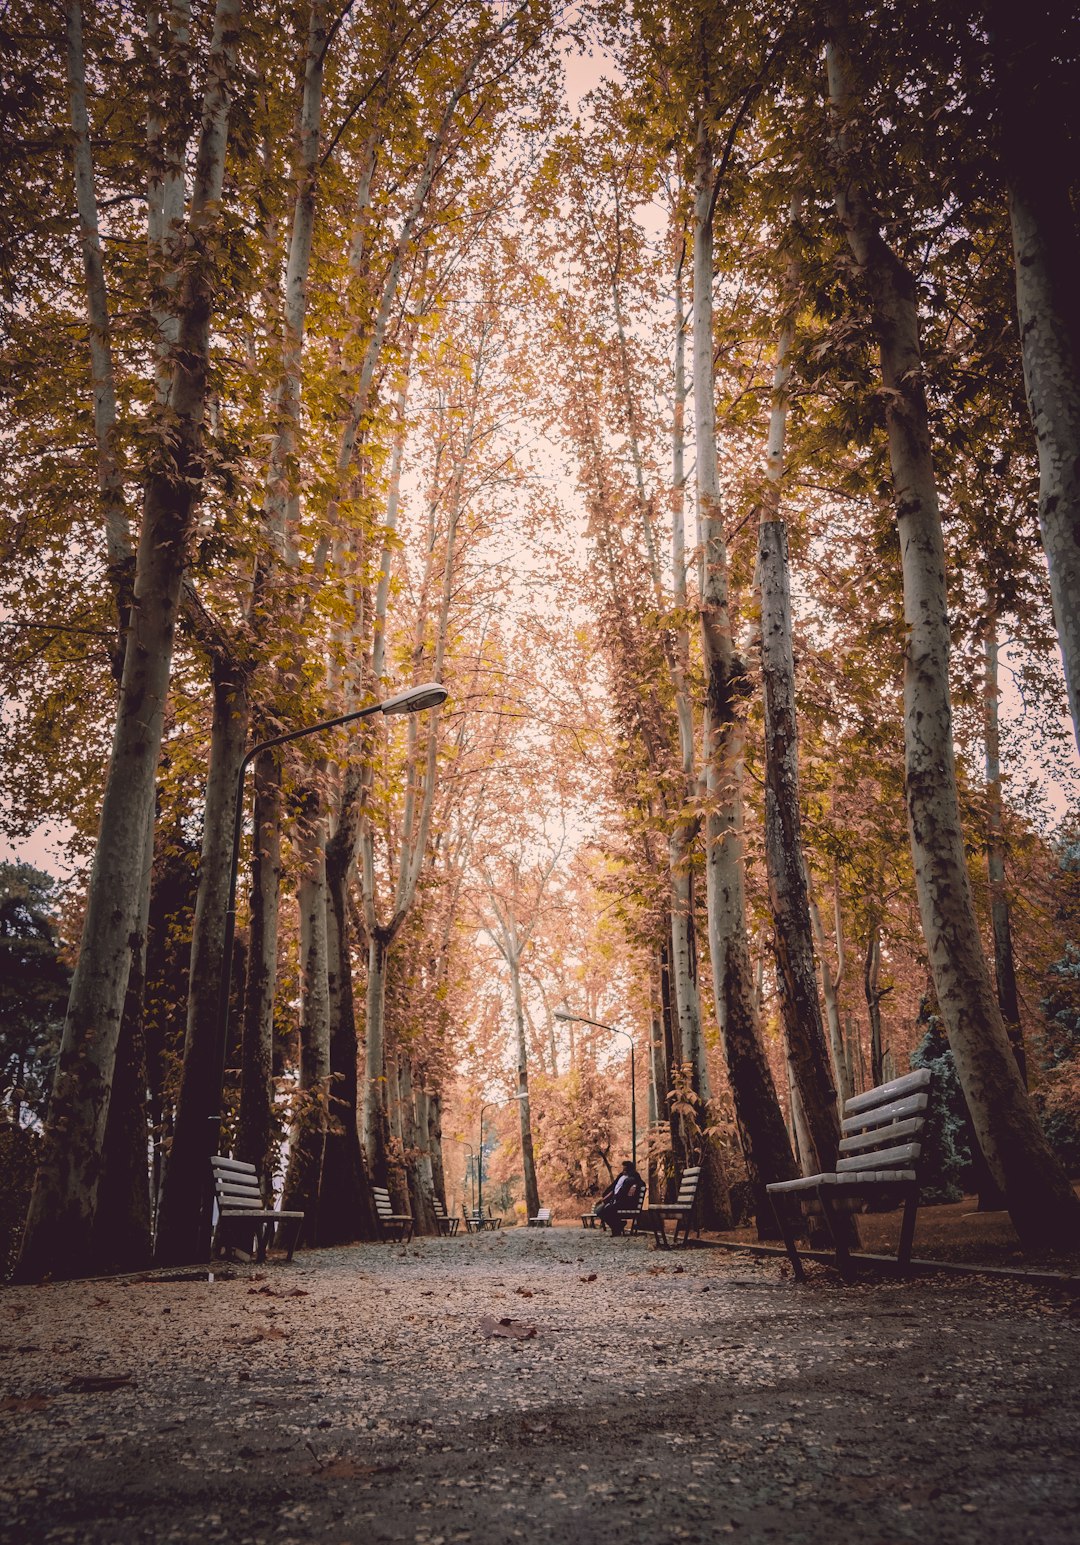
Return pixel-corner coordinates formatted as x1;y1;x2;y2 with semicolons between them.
824;0;1080;1248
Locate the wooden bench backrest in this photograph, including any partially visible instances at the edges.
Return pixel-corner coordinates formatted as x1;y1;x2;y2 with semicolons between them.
674;1166;701;1206
211;1156;264;1212
372;1186;406;1220
535;1207;552;1221
836;1067;931;1174
432;1198;447;1217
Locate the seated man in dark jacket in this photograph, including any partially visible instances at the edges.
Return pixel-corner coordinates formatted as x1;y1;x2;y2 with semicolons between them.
596;1160;645;1236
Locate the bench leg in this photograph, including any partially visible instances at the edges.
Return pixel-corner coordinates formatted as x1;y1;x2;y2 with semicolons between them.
769;1193;806;1283
897;1188;919;1274
818;1187;855;1283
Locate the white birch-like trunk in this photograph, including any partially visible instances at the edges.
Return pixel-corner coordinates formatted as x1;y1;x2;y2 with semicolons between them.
16;0;241;1283
693;116;798;1221
827;9;1079;1247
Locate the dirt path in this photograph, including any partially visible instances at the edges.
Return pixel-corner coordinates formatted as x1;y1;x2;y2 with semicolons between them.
2;1228;1078;1544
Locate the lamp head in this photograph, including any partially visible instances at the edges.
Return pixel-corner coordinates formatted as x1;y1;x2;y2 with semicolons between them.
380;681;448;715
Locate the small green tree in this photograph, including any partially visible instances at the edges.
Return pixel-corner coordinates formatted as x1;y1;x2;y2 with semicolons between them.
0;862;70;1278
909;1001;972;1204
0;862;70;1127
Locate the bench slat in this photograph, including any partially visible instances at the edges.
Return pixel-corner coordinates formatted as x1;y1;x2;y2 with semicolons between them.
211;1157;260;1176
768;1168;917;1193
835;1141;920;1172
841;1090;928;1134
844;1067;930;1116
839;1117;924;1155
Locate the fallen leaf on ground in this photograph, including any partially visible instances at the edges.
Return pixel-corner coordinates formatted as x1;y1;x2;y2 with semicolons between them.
478;1315;537;1340
67;1374;133;1393
580;1273;597;1283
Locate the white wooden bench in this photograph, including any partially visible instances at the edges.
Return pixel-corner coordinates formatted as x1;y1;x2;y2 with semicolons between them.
433;1198;459;1235
372;1185;413;1243
639;1165;701;1248
766;1067;931;1281
210;1156;304;1263
527;1206;553;1227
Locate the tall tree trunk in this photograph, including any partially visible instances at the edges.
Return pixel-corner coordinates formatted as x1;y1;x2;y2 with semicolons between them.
318;840;377;1243
428;1090;447;1209
759;447;844;1187
810;892;853;1102
237;750;281;1192
400;1060;436;1235
92;798;155;1273
509;950;541;1220
759;521;843;1167
827;7;1080;1248
16;0;241;1283
863;917;885;1088
156;657;249;1264
991;0;1080;755
984;616;1026;1083
362;931;393;1185
693;116;798;1233
64;0;133;654
282;787;331;1239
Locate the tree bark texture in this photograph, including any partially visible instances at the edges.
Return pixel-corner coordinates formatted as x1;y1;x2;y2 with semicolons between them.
991;1;1080;755
92;796;155;1273
509;949;541;1220
361;931;393;1185
827;8;1080;1248
16;0;241;1283
237;751;282;1191
282;787;332;1238
759;519;844;1175
984;619;1026;1083
64;0;132;648
318;835;377;1243
156;656;249;1264
693;115;798;1230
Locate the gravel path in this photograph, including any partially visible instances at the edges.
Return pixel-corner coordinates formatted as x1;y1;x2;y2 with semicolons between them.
2;1227;1078;1544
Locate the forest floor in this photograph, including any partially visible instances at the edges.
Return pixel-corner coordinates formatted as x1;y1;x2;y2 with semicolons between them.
3;1228;1080;1545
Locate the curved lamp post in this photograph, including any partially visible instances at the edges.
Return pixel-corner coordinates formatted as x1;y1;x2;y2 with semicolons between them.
477;1092;526;1219
555;1009;637;1174
209;682;448;1238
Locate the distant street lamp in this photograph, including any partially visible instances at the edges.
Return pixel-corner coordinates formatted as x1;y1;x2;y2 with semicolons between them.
477;1093;527;1220
209;682;448;1241
555;1009;637;1173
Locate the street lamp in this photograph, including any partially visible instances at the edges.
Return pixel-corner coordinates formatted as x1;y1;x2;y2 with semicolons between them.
477;1093;526;1220
555;1009;637;1174
210;682;448;1232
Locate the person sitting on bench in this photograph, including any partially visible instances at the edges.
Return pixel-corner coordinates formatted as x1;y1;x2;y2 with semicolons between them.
595;1160;645;1236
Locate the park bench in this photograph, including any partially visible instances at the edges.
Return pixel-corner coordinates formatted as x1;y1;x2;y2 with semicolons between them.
527;1206;553;1227
210;1156;304;1263
766;1066;931;1282
433;1198;459;1235
372;1185;414;1243
462;1206;501;1233
638;1165;701;1248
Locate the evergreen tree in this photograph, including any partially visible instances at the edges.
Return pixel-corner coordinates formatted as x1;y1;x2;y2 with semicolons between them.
909;1000;973;1205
